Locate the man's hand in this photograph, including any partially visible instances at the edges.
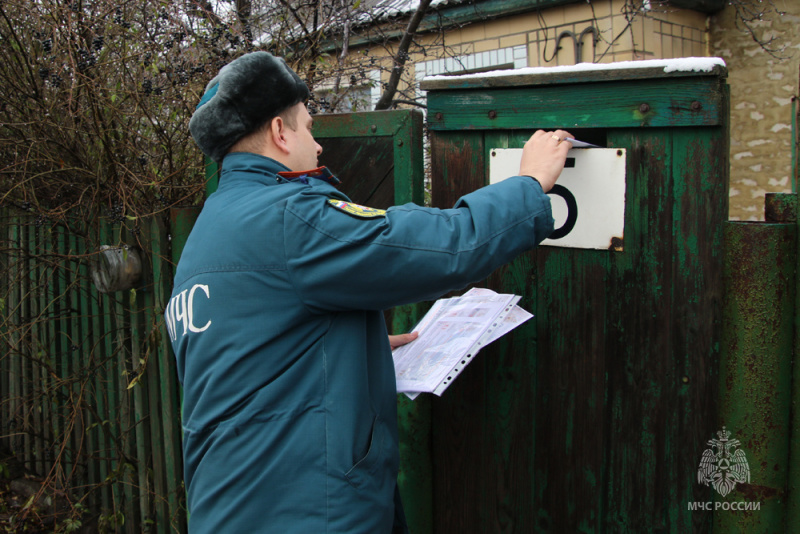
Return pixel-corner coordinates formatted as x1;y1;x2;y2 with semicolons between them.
389;332;419;350
518;129;574;193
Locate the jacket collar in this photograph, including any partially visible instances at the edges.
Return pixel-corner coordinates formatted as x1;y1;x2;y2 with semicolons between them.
276;166;341;186
219;152;289;186
219;152;340;187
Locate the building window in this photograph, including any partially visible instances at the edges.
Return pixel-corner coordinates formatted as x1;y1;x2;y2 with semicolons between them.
313;69;381;113
415;45;527;103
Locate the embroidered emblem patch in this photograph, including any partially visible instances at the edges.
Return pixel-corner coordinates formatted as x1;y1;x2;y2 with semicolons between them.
327;199;386;218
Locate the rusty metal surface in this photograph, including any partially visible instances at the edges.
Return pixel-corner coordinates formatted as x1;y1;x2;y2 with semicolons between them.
764;193;797;223
425;66;731;532
716;221;796;533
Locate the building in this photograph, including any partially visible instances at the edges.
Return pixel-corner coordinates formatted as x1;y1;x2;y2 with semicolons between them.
331;0;799;220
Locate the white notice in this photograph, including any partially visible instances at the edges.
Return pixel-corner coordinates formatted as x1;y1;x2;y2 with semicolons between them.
489;147;626;250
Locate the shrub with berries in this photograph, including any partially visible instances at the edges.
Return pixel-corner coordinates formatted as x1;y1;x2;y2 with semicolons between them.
0;0;431;232
0;0;259;229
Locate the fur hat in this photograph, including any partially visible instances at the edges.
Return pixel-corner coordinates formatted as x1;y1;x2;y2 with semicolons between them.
189;52;310;162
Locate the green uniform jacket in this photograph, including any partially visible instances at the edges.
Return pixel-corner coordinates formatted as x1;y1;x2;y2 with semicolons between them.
166;152;554;533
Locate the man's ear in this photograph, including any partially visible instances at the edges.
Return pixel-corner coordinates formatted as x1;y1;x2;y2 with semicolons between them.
269;116;291;155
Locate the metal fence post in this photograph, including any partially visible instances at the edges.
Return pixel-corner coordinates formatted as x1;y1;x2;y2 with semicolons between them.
716;198;796;532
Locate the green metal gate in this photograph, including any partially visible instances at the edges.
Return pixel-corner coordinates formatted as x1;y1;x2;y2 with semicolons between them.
421;63;729;532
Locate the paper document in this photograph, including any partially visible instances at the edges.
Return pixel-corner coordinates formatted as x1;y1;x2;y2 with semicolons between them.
393;288;532;398
565;138;601;148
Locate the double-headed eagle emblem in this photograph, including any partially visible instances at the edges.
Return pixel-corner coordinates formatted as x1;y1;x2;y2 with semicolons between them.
697;427;750;497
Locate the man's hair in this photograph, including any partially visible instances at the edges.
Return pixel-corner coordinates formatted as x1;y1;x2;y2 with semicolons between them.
227;102;304;155
272;101;302;131
248;102;302;140
278;104;301;130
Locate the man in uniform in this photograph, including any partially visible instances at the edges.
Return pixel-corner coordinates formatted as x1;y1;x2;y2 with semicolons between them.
166;51;572;533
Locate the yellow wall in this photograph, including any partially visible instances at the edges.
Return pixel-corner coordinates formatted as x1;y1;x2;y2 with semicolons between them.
366;1;710;100
437;0;707;66
710;2;799;220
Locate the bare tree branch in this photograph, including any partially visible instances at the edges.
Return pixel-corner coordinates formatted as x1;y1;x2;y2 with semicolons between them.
374;0;434;110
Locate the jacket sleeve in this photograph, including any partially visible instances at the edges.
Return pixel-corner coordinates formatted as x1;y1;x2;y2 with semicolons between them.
283;175;554;313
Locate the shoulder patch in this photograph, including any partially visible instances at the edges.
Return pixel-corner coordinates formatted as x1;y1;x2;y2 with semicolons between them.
327;199;386;219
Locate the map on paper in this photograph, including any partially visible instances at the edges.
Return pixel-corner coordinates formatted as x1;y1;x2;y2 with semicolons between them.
393;288;532;398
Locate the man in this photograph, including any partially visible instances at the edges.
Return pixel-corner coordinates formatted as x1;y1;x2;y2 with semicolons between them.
166;51;572;533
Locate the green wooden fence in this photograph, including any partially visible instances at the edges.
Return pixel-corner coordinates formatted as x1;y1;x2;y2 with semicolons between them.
0;210;187;532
